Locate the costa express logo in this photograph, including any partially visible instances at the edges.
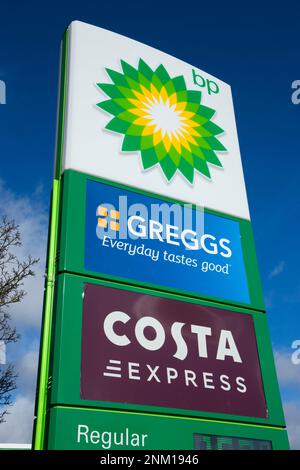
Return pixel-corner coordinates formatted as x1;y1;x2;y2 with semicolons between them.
97;59;226;183
102;310;244;389
81;285;267;417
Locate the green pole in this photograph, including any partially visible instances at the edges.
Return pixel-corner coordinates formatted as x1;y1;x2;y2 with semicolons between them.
33;29;68;450
33;179;61;449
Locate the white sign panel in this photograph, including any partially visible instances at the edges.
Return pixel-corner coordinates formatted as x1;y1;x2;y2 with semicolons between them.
61;21;250;220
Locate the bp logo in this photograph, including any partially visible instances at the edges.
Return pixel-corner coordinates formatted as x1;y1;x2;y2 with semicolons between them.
97;59;226;183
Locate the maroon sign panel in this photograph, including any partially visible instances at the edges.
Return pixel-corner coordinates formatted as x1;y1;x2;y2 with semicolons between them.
81;283;267;418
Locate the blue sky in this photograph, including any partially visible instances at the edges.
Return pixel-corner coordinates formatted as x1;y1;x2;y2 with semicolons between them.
0;0;299;448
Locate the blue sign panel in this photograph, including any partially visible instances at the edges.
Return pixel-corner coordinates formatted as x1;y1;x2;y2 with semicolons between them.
85;180;250;304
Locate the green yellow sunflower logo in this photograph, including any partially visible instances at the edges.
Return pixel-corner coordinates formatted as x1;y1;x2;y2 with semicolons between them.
97;59;226;183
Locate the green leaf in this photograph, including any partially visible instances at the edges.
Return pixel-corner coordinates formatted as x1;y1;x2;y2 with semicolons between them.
194;126;213;138
141;148;158;168
192;146;206;160
155;64;171;85
201;149;223;167
160;155;178;180
196;137;211;150
172;76;186;92
126;77;142;93
176;90;188;103
105;117;131;134
117;85;136;99
97;83;123;99
186;90;202;104
193;157;211;178
121;60;139;81
141;135;154;150
126;123;145;136
181;145;193;161
179;158;194;183
97;99;124;116
169;145;181;166
202;121;225;136
164;79;176;96
117;110;139;122
152;74;163;91
155;141;168;161
106;68;128;87
138;59;154;81
122;135;141;151
114;98;134;110
191;114;209;126
138;72;151;90
205;136;227;151
198;104;215;120
181;148;194;166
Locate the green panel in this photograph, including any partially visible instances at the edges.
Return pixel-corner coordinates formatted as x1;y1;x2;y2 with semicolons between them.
49;273;284;426
57;169;265;312
46;406;289;450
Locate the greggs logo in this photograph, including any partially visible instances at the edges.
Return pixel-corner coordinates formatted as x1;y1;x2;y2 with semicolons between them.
96;203;232;258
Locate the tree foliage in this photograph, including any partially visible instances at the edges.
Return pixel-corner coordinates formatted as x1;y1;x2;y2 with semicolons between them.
0;217;38;423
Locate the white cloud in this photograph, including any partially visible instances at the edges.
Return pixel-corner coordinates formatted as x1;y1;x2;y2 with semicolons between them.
268;261;285;279
0;341;6;365
15;350;39;396
275;350;300;387
283;401;300;450
0;180;48;329
0;181;47;445
0;395;34;444
0;348;38;444
275;351;300;449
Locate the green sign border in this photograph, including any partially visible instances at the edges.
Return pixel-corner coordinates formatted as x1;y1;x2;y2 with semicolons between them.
47;406;289;450
49;273;284;426
57;169;265;312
